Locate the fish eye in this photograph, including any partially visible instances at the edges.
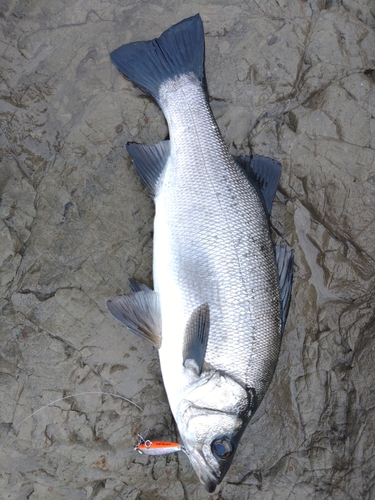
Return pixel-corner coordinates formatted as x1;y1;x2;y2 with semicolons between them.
211;437;234;460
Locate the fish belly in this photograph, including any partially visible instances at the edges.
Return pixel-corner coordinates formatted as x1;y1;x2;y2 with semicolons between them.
154;75;281;411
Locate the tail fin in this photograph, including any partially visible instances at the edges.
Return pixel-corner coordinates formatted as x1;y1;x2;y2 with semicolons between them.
110;14;205;103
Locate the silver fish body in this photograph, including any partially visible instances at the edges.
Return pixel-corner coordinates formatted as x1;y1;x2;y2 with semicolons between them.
156;73;280;400
107;15;293;492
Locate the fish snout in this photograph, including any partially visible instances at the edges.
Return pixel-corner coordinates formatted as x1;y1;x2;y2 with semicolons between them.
204;480;217;494
187;447;220;493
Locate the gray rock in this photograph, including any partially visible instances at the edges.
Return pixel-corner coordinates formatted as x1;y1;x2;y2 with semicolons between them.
1;1;374;498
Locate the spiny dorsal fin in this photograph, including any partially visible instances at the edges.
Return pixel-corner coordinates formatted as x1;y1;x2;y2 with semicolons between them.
183;303;210;376
126;141;170;198
234;154;281;214
106;291;162;349
275;245;294;333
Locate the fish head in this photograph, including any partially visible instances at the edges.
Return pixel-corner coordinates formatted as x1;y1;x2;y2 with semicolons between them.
176;370;256;492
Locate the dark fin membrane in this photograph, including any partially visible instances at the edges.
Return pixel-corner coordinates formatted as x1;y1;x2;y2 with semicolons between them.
128;277;152;293
110;14;205;103
126;141;170;198
234;154;282;214
275;245;294;333
106;291;162;349
244;387;258;417
183;303;210;376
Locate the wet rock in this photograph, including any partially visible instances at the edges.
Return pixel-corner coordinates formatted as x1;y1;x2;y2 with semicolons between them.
1;1;375;499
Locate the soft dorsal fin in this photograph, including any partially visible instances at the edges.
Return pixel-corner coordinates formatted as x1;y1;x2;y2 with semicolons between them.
234;154;281;214
126;141;170;198
183;303;210;376
106;290;162;349
275;245;294;333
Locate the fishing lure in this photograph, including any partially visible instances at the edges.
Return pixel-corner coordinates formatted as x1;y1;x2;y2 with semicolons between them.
134;435;183;456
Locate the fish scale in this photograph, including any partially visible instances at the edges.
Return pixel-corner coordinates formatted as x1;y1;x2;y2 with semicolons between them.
107;14;293;492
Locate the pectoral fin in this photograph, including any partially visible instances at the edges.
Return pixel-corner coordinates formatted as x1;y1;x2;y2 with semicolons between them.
183;303;210;375
106;291;162;349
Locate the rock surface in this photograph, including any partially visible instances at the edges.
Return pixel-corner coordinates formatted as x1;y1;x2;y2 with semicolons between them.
1;1;375;499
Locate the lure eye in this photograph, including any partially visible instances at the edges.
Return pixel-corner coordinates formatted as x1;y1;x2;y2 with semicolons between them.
211;437;234;460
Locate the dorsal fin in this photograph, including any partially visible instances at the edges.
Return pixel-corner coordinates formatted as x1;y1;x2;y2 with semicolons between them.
234;154;281;214
275;245;294;333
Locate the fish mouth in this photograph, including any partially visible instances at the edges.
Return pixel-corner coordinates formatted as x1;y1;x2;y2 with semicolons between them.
186;447;220;493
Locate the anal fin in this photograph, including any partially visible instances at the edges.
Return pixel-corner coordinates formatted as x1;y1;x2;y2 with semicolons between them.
126;141;170;198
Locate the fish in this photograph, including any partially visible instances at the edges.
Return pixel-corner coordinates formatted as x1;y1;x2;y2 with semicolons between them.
106;14;293;493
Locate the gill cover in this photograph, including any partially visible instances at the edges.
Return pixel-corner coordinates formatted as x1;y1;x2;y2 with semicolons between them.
176;369;257;492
